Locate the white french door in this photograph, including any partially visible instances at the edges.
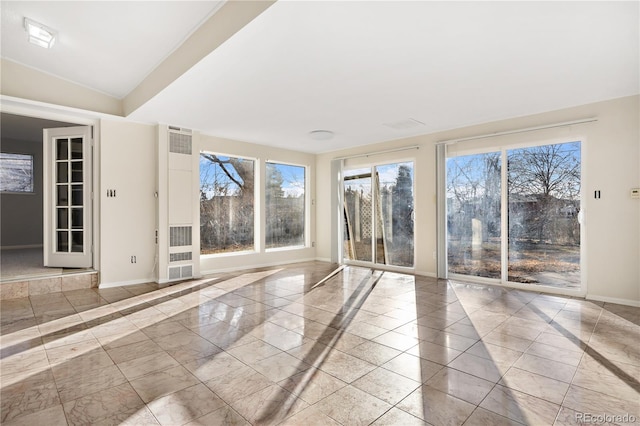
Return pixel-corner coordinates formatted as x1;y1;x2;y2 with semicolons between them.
43;126;93;268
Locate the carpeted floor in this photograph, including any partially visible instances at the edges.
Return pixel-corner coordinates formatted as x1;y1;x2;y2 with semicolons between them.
0;247;67;281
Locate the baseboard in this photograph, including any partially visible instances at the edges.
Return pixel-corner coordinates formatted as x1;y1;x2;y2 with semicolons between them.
104;259;331;287
1;244;43;250
586;294;640;307
157;276;204;285
415;270;437;278
98;278;155;289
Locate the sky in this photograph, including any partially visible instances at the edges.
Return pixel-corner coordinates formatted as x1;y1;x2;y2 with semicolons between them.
268;162;305;197
344;162;413;193
446;141;581;199
200;154;305;198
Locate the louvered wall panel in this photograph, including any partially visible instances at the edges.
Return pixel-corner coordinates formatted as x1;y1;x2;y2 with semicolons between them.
170;252;193;262
169;266;182;280
169;132;192;155
160;126;198;284
181;265;193;278
170;226;192;247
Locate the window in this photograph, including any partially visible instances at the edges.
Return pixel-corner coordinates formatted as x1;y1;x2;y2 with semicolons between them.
200;153;255;254
266;162;306;249
0;153;34;193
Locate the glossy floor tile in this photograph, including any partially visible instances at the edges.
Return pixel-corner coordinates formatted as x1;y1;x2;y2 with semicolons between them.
1;261;639;425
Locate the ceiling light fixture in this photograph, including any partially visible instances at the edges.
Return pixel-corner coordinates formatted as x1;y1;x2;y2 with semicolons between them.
309;130;334;140
24;17;57;49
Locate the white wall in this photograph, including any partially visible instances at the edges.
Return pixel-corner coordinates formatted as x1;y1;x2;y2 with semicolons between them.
42;95;637;307
0;138;43;247
316;95;640;306
97;122;317;285
1;59;123;116
198;133;317;274
99;119;157;285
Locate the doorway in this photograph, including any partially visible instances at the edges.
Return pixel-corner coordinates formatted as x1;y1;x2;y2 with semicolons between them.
0;113;92;282
342;161;415;269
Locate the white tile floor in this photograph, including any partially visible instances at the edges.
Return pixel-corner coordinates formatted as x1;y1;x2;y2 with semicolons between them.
1;262;638;425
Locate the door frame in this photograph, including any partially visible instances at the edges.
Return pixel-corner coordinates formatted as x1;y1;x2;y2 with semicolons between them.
341;159;417;274
439;134;587;298
1;98;101;275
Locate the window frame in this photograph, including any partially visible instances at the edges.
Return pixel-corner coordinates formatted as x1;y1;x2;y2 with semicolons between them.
265;160;308;251
199;151;258;257
441;136;585;295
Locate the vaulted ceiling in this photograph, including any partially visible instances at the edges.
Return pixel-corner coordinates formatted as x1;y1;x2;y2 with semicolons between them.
1;1;638;153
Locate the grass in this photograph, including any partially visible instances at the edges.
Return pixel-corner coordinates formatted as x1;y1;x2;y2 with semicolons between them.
201;243;254;255
449;240;579;285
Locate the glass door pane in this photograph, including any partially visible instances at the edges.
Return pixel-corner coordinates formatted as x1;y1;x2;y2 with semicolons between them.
343;162;415;268
54;137;84;254
375;162;414;267
507;142;581;288
343;168;373;262
446;152;502;278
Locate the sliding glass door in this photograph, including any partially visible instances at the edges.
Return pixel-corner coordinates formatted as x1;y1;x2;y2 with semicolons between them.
446;141;581;290
507;142;581;288
343;162;414;268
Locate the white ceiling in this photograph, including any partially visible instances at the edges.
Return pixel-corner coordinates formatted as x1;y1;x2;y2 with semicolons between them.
0;112;77;141
2;1;639;154
1;1;224;98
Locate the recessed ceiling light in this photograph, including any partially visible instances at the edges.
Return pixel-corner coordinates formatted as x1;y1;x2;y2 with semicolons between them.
309;130;334;140
24;17;57;49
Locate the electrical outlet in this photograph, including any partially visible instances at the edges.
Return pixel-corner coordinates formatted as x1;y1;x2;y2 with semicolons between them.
130;256;137;264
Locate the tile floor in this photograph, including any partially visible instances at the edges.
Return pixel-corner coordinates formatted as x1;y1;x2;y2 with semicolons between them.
1;261;638;425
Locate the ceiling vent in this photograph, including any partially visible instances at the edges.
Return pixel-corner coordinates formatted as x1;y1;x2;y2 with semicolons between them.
383;118;425;130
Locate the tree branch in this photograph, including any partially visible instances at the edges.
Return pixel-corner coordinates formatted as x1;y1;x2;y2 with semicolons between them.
201;154;244;189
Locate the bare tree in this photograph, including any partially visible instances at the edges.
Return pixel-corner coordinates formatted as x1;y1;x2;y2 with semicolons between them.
446;152;501;243
508;142;580;244
508;143;580;199
201;153;254;197
200;154;255;253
